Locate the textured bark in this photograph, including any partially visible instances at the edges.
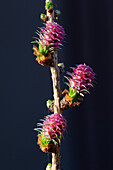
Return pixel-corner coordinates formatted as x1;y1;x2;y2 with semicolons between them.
52;146;60;170
45;0;61;169
50;52;61;113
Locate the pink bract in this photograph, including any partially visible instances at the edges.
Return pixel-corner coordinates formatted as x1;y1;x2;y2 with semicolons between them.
69;64;95;93
42;113;67;141
39;22;65;49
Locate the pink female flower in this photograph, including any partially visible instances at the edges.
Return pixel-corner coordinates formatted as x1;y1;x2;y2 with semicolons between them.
36;113;67;152
69;64;95;96
42;113;67;141
39;22;65;50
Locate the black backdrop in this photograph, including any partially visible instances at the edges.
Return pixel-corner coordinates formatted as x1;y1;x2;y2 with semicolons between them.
0;0;113;170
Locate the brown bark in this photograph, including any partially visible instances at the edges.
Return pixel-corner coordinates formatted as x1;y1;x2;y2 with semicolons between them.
45;0;61;169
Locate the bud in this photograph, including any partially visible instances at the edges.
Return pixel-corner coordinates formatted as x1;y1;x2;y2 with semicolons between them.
40;13;48;22
58;63;64;69
46;163;52;170
58;63;65;74
54;10;61;18
46;100;52;108
45;1;53;11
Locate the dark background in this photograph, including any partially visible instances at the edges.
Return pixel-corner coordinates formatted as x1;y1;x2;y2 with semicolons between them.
0;0;113;170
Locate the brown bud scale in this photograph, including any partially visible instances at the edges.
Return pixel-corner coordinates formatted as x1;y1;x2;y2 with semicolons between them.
33;45;54;66
48;92;80;112
37;135;59;153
